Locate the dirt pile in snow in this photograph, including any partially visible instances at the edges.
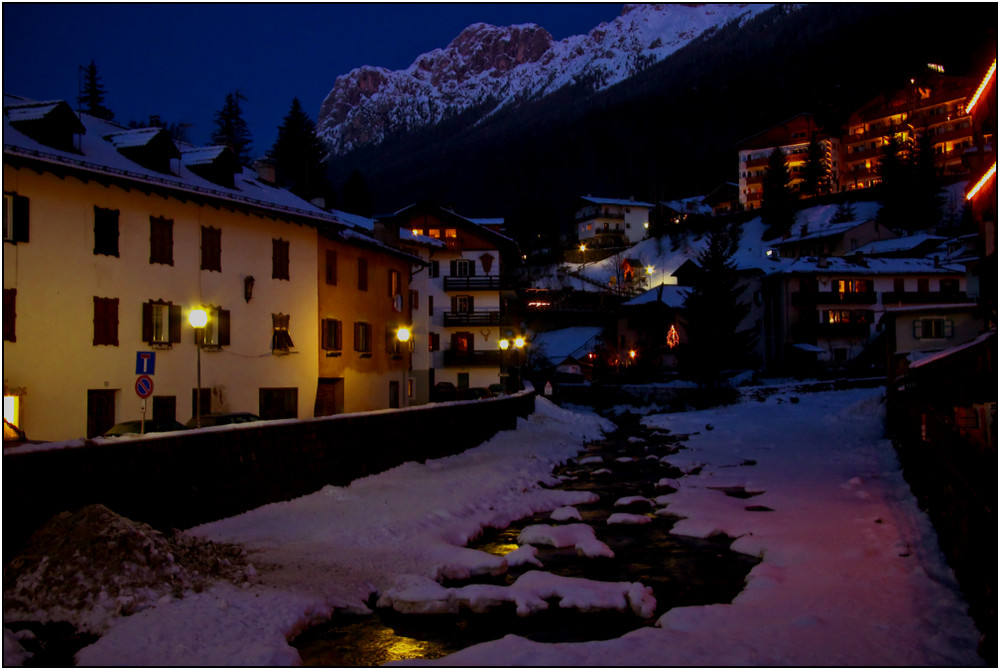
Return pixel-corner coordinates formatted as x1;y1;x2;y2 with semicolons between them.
3;504;256;633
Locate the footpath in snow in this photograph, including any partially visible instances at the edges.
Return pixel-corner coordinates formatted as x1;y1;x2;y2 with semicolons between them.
4;389;984;666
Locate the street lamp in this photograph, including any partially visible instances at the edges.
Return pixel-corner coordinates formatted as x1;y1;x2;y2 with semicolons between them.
396;326;411;407
189;308;208;428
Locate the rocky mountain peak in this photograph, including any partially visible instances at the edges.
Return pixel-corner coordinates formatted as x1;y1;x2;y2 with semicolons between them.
317;4;770;156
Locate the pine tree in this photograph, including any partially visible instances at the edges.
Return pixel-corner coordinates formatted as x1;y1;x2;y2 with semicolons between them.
910;132;943;231
800;134;827;198
876;134;910;229
761;147;796;240
269;98;329;203
341;169;374;217
77;61;114;121
211;90;253;167
681;224;757;389
831;200;856;224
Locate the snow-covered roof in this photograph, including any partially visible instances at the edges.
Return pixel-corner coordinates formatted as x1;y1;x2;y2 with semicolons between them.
780;255;964;275
661;196;712;216
581;196;655;208
3;99;66;123
104;127;169;150
530;326;604;366
623;283;689;308
3;93;352;229
850;233;946;257
908;329;996;370
180;146;231;166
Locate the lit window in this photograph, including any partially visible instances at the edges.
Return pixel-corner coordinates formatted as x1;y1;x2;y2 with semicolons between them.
445;229;457;238
412;228;424;236
428;229;441;238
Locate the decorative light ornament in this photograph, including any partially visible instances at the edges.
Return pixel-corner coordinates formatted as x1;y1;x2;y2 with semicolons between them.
667;324;680;349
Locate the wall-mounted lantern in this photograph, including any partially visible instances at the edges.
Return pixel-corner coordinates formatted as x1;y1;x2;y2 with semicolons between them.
244;275;255;303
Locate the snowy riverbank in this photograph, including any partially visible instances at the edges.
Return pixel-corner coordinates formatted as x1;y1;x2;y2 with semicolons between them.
4;389;984;666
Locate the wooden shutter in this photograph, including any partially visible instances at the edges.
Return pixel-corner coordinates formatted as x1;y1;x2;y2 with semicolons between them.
3;288;15;341
142;301;153;342
217;309;231;346
169;304;182;343
912;319;923;339
450;259;458;276
326;249;338;285
12;195;29;243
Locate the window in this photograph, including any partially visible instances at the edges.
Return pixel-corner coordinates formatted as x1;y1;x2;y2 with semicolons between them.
893;277;905;293
149;216;173;265
94;206;119;257
409;290;419;312
940;278;960;295
142;300;181;345
428;228;441;239
428;260;439;278
259;387;298;420
388;269;401;297
271;313;294;353
3;288;15;342
357;257;368;291
453;295;474;313
3;193;29;243
93;296;119;346
201;226;222;272
325;249;338;285
917;278;930;294
428;332;440;351
354;321;372;353
389;381;400;409
444;229;457;239
198;306;231;347
322;318;342;351
428;295;434;316
452;259;474;277
272;238;289;280
913;318;953;339
836;279;868;293
823;309;852;324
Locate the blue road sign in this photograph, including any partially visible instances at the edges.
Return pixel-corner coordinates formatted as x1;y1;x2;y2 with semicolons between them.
135;375;154;399
136;351;156;375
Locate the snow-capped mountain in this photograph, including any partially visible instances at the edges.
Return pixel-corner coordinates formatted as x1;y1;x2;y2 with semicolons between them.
317;4;771;156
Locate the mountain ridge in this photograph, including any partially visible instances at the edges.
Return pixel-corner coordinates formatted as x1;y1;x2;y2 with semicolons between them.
316;4;771;156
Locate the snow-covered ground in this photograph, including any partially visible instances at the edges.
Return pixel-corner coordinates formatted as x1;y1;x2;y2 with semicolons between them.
4;388;984;666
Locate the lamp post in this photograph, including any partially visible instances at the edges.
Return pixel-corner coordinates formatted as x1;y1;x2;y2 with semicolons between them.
513;336;526;391
499;337;511;393
396;326;411;407
188;307;208;428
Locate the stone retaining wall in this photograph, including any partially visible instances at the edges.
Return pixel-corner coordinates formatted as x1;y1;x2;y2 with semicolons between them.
3;392;535;559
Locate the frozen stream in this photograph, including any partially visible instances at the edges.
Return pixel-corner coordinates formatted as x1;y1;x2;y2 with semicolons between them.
293;412;760;666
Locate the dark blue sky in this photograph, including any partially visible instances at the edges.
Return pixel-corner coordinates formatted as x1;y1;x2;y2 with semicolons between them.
3;3;623;154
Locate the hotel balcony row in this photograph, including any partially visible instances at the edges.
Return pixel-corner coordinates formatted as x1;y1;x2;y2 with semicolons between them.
442;310;509;327
442;275;507;291
792;290;966;307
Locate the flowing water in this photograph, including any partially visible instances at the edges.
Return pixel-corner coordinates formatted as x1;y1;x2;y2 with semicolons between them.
293;410;761;666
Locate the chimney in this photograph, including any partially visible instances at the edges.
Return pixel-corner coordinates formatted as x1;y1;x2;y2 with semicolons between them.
817;256;829;268
373;220;400;247
254;158;276;184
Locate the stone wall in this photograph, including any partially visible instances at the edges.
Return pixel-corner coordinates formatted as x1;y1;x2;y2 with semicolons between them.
3;392;535;559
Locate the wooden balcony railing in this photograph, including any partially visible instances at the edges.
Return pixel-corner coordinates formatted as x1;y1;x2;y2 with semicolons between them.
443;275;504;291
443;310;506;327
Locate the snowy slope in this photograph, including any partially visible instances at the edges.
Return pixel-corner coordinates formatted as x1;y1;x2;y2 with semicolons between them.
317;4;772;155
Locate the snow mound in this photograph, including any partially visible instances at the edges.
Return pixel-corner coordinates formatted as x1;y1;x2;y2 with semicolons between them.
3;505;254;634
517;523;614;558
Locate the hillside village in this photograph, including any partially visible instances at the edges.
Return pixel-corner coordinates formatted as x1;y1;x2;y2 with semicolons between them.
3;57;996;450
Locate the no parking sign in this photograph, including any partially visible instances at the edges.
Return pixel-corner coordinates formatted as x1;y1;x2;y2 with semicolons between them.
135;374;154;399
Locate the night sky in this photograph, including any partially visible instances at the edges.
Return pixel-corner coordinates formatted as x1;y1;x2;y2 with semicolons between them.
3;3;624;153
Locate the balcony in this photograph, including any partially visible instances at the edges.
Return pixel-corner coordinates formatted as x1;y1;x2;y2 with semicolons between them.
794;291;877;306
442;349;503;367
816;322;871;338
443;310;505;327
882;291;967;305
444;275;504;291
